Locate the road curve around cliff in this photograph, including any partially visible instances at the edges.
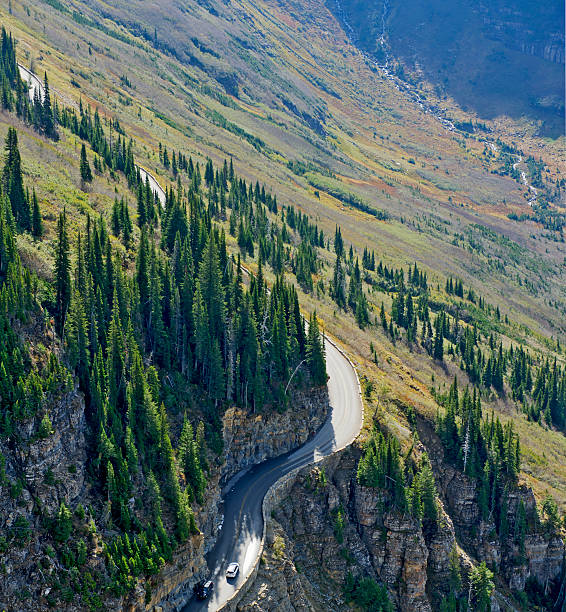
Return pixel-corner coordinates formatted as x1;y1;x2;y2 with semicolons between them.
184;338;362;612
16;63;364;610
109;129;363;611
134;143;364;611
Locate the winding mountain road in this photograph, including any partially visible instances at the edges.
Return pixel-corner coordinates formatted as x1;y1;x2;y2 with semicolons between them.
144;167;363;610
133;140;363;611
17;62;364;610
184;340;363;612
137;165;167;207
184;339;362;611
18;62;165;207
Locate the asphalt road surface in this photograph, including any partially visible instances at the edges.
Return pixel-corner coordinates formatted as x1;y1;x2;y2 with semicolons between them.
18;64;44;101
184;337;362;611
136;165;166;207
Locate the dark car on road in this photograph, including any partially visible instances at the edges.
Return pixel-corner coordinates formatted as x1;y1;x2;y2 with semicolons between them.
193;579;213;600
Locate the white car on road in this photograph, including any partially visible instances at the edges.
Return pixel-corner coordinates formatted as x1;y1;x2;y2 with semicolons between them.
226;562;239;579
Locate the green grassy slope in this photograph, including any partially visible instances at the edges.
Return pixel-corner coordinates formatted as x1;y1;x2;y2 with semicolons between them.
3;0;566;509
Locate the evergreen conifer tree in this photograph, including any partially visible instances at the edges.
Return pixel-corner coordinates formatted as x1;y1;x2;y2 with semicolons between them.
54;210;71;336
31;188;43;238
306;311;327;386
332;254;346;309
80;143;93;183
3;127;30;230
470;562;494;612
41;72;57;139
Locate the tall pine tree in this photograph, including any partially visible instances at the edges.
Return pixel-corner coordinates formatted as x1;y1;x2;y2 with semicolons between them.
54;210;71;336
80;143;93;183
3;127;29;230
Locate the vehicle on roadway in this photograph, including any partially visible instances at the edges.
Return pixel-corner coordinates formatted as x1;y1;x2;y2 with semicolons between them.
225;562;240;579
193;580;213;600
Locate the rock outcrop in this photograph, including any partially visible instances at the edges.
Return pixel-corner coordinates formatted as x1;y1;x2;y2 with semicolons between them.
221;387;329;483
0;387;88;611
2;386;87;513
127;533;206;612
418;416;565;596
241;448;456;611
239;522;316;612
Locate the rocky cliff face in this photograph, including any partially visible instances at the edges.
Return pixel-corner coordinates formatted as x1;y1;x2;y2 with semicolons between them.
2;386;87;514
478;2;565;65
0;387;88;611
418;417;565;596
242;416;565;611
240;448;456;611
221;387;329;483
124;533;206;612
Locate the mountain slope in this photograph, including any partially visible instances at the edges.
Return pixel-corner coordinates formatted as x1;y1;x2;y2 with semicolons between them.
327;0;565;137
0;0;565;609
13;0;565;327
5;0;565;541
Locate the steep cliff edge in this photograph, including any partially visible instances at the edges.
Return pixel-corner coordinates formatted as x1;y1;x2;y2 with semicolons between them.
0;381;328;612
242;420;565;611
241;448;456;611
0;386;88;609
220;388;329;484
417;415;564;597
